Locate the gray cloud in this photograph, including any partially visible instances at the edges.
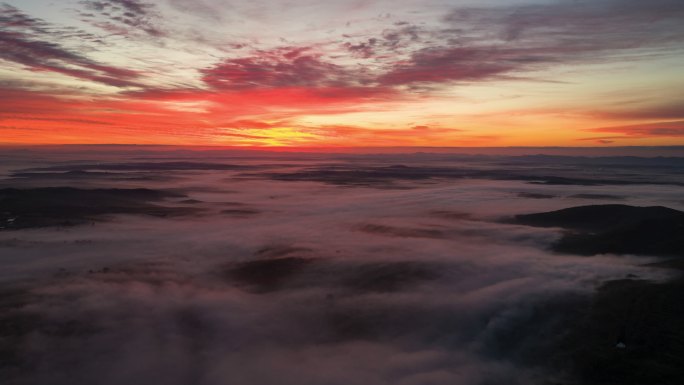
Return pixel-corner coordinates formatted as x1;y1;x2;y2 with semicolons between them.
445;0;684;48
0;3;141;88
78;0;164;36
366;0;684;88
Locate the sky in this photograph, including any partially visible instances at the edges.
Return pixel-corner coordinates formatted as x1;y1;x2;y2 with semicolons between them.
1;0;683;147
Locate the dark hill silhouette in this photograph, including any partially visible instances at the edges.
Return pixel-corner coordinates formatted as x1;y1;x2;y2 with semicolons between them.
556;276;684;385
513;204;684;257
0;187;194;230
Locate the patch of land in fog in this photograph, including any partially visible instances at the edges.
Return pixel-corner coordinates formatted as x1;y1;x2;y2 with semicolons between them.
513;204;684;257
0;187;197;230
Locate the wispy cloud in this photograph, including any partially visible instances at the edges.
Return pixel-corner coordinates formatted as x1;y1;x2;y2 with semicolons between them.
446;0;684;51
166;0;227;23
0;3;141;88
376;46;540;87
342;22;426;59
584;120;684;138
78;0;164;36
201;47;362;90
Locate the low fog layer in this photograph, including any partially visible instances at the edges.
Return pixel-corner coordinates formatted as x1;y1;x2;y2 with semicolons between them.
1;149;683;385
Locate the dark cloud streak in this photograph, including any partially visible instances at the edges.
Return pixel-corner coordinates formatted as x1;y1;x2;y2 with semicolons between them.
0;4;141;88
342;0;684;89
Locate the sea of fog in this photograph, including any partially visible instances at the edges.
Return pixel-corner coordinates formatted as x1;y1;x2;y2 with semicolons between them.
1;147;683;385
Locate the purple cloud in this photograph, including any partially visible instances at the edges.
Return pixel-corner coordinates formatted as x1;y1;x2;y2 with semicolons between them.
0;4;141;88
201;47;364;90
79;0;163;36
445;0;684;51
361;0;684;88
377;46;540;87
342;22;427;60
